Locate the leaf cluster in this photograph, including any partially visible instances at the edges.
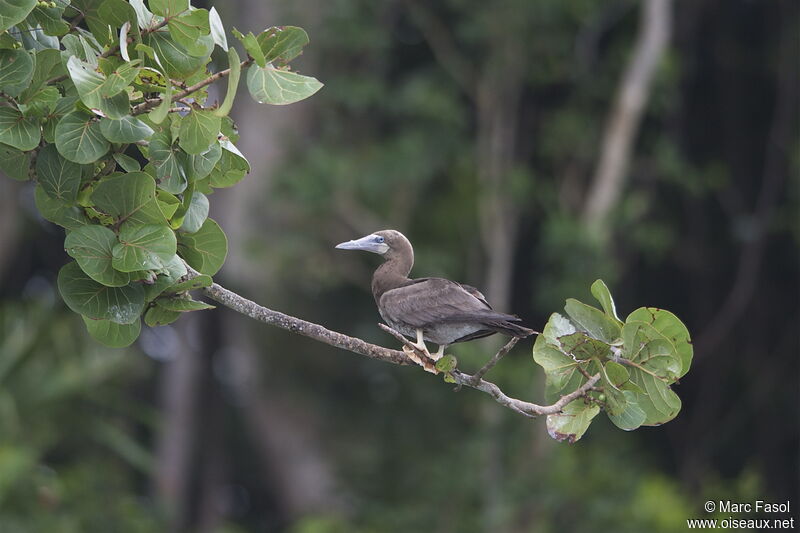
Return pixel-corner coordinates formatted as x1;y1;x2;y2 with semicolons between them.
533;280;693;442
0;0;323;346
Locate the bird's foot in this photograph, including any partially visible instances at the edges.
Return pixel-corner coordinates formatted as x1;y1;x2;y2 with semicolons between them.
429;345;447;362
402;344;438;374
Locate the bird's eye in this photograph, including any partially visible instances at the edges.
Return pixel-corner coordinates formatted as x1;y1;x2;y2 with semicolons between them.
376;236;385;243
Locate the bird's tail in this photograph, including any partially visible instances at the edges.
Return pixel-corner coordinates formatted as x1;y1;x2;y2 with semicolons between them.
443;311;536;338
489;318;535;338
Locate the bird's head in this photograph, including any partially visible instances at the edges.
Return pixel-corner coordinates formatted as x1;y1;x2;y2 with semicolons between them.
335;230;413;262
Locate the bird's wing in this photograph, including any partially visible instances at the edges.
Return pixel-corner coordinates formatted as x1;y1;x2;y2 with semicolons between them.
458;283;492;308
379;277;513;328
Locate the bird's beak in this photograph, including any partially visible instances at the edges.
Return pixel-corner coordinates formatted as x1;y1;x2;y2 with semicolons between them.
335;234;389;254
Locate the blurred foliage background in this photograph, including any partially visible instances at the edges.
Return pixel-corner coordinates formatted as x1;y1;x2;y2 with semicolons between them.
0;0;797;532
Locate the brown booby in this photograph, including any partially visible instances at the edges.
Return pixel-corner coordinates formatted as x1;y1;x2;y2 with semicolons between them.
336;230;533;370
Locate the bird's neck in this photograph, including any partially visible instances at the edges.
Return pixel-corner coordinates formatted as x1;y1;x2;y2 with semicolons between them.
371;255;413;302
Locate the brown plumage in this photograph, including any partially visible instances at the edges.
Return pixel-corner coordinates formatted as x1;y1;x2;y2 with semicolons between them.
336;229;533;367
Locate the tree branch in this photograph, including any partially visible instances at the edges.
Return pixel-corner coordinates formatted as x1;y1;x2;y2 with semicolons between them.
186;267;600;418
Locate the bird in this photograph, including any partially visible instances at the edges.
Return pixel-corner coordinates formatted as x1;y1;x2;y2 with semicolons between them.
336;230;534;372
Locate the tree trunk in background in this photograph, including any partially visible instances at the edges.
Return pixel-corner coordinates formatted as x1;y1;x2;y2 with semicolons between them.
475;25;524;533
583;0;672;235
154;318;205;532
0;181;22;283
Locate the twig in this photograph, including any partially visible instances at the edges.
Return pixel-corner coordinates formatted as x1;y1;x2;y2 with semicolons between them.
183;266;602;419
130;58;254;116
66;13;85;33
470;337;519;384
451;370;601;418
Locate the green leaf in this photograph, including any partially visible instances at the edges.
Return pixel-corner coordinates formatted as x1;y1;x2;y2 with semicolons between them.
214;47;240;117
0;143;30;181
149;129;186;193
30;4;70;36
154;295;214;312
35;144;81;204
96;0;137;32
208;7;227;51
598;360;630;416
111;222;177;272
178;109;219;155
557;331;610;360
246;65;323;105
626;307;692;377
142;253;186;301
0;49;34;97
99;116;154;143
54;110;109;164
208;139;248;187
144;31;209;79
622;321;682;381
0;0;37;33
167;273;211;292
532;314;588;400
180;191;208;233
42;94;76;143
20;85;59;117
113;152;141;172
20;24;59;51
603;360;630;389
57;261;144;324
82;315;141;347
100;60;141;97
0;107;40;151
257;26;309;64
20;49;63;104
144;305;180;327
434;354;457;373
232;28;265;67
156;189;180;219
177;218;227;275
564;298;621;343
168;9;210;57
64;225;131;287
545;399;600;443
591;279;622;324
91;171;166;225
186;141;220;180
626;367;682;426
34;185;89;229
67;55;107;112
99;90;131;119
607;391;647;431
149;0;188;18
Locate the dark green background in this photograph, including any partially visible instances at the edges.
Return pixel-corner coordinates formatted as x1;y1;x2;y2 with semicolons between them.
0;0;796;531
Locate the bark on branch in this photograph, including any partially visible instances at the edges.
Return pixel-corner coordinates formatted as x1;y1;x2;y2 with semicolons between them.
188;267;600;418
